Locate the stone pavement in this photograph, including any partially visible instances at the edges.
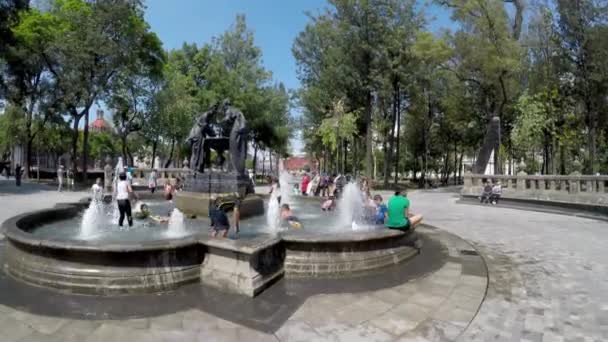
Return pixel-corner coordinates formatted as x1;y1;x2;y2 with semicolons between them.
409;189;608;342
0;180;87;239
0;224;486;342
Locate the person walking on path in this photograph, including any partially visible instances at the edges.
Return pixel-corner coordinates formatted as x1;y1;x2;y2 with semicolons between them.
14;164;22;187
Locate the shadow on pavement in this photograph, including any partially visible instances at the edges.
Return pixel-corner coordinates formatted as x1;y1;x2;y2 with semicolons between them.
0;233;448;333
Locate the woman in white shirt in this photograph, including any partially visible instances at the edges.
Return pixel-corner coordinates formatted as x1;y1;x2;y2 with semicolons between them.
116;172;138;227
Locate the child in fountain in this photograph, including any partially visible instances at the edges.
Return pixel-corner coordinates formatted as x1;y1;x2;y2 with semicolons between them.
91;178;103;202
209;197;240;238
373;195;388;224
280;204;302;229
133;203;151;220
116;172;138;227
321;196;336;211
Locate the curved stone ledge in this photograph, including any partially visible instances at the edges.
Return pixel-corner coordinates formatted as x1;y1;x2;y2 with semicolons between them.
1;200;422;296
282;228;420;278
4;240;202;295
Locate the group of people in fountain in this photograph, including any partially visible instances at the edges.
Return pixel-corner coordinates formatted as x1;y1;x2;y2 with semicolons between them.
89;166;177;228
271;174;423;232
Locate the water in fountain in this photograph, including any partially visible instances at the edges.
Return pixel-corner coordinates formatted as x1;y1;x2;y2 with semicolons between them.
266;190;281;232
80;200;104;238
166;208;186;238
337;182;365;230
111;157;124;224
278;170;292;208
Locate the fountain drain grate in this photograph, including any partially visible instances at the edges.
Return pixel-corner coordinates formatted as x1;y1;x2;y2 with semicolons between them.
458;249;479;256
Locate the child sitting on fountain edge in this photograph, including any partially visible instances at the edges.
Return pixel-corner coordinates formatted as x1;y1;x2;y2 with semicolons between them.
373;195;388;225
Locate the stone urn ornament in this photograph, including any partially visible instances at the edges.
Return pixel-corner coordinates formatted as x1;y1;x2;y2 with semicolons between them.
571;158;583;175
517;159;527;175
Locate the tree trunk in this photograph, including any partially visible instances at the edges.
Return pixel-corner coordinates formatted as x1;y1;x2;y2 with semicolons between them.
127;146;134;167
588;122;597;174
353;137;359;176
453;141;458;184
365;91;373;177
25;135;33;180
82;109;90;183
262;152;266;177
458;151;463;182
269;152;273;174
559;143;566;175
394;87;401;186
122;134;129;166
342;140;347;175
443;151;449;184
164;139;175;168
474;116;501;174
551;138;557;175
71;112;82;175
253;144;258;176
151;139;158;169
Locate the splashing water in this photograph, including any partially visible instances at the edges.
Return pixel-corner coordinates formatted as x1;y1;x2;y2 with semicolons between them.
80;201;103;238
166;209;186;238
110;157;124;225
337;182;365;230
279;170;292;208
266;190;281;232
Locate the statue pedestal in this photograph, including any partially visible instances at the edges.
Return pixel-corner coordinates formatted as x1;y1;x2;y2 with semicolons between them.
175;172;262;218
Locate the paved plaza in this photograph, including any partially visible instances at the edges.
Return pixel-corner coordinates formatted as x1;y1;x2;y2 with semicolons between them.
0;181;605;341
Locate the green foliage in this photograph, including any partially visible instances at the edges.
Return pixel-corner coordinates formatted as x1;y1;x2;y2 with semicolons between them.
511;92;555;152
145;15;292;166
11;0;164;174
0;104;25;152
88;131;119;162
317;99;358;151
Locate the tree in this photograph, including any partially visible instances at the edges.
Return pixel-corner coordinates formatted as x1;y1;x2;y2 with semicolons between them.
106;34;165;165
317;99;358;173
154;62;199;168
438;0;525;174
295;0;417;178
556;0;608;173
13;0;163;180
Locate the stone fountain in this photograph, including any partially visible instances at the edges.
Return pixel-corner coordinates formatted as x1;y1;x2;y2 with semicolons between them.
0;100;421;297
175;99;263;218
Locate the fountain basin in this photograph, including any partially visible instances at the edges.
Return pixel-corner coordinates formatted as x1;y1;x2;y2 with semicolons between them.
2;197;422;297
281;229;419;278
2;203;204;295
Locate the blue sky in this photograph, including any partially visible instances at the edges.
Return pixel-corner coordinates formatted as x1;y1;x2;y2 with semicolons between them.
136;0;456;154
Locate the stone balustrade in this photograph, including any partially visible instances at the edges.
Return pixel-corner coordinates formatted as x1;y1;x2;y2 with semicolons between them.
462;172;608;206
131;168;190;180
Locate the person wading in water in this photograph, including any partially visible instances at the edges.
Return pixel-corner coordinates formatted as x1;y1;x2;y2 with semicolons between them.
116;172;138;227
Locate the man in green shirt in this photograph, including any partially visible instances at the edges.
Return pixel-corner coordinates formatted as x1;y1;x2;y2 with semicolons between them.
386;191;423;230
